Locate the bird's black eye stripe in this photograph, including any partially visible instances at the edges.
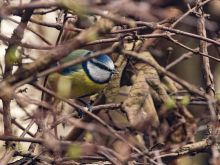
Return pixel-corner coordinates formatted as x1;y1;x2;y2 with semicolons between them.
83;51;92;57
90;59;113;72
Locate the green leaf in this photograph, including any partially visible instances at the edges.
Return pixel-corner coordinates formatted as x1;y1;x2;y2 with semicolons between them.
84;132;93;142
5;46;21;67
181;96;190;106
58;0;87;16
165;97;176;109
67;144;82;159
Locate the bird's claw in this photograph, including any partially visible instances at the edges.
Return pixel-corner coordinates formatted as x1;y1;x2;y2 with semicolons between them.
76;99;93;117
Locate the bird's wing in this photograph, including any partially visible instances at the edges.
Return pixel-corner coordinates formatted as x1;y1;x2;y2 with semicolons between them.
60;49;91;75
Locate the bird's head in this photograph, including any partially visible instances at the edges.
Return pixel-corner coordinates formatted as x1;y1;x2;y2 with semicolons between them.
82;52;115;84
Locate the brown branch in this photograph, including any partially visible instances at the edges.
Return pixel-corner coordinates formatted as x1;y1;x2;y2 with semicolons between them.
2;1;59;14
153;137;213;160
32;83;142;154
166;38;220;70
0;33;55;50
171;0;212;28
0;135;125;165
6;17;52;45
30;18;82;32
166;35;220;63
33;7;59;15
0;33;164;50
0;3;35;164
197;1;215;97
2;1;35;150
136;21;220;48
0;135;43;144
47;102;120;130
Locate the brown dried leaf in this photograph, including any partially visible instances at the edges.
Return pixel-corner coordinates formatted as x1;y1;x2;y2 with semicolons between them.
105;51;129;129
135;52;171;103
113;140;131;162
105;54;127;103
122;70;159;130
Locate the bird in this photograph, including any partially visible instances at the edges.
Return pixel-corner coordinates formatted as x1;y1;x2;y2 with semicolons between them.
47;49;115;99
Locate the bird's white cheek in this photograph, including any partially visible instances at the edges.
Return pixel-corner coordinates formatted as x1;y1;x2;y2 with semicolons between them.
87;62;111;82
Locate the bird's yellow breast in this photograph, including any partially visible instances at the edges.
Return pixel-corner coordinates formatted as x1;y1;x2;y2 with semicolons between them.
47;69;106;98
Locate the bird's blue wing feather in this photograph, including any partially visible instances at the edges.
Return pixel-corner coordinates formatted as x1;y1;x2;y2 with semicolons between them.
61;66;79;75
60;49;92;75
94;55;112;65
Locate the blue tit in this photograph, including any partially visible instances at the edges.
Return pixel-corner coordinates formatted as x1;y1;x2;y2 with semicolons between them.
47;49;115;99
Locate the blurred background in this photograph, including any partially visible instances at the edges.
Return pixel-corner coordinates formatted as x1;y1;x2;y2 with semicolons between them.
1;0;220;164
